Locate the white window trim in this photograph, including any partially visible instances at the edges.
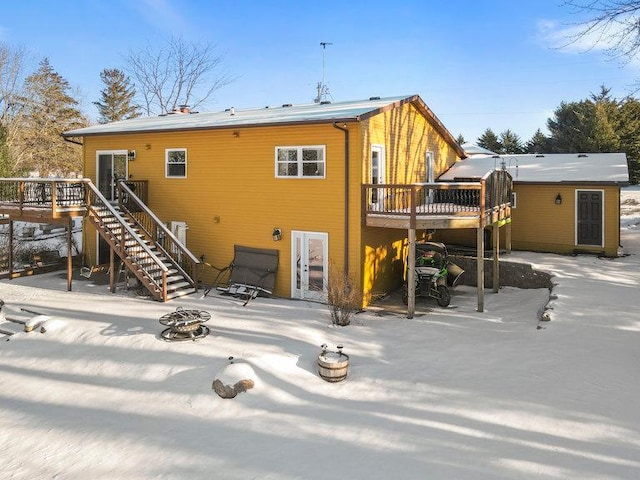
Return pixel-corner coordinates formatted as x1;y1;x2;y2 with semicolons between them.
511;191;517;209
275;145;326;179
165;148;187;178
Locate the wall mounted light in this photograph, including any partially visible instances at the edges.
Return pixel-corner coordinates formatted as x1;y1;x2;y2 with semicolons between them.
555;193;562;205
128;150;136;160
272;228;282;241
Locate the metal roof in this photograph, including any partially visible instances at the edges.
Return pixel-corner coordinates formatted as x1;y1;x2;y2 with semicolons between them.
438;153;630;184
64;95;417;137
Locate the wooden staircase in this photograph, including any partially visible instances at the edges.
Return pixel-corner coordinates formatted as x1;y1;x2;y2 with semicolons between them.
84;181;199;301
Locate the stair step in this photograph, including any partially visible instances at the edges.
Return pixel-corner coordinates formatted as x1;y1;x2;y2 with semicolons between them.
166;288;198;300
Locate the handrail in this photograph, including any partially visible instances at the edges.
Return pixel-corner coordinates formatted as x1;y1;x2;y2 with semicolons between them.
84;181;169;275
117;180;200;265
116;180;199;291
362;170;512;222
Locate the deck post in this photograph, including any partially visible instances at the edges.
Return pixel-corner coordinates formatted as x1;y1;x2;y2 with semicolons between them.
67;217;73;291
477;227;484;312
9;220;14;279
493;223;499;294
109;247;116;293
407;228;416;319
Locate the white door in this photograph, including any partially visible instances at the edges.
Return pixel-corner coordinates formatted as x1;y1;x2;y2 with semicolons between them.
370;145;386;210
170;221;188;263
291;231;328;301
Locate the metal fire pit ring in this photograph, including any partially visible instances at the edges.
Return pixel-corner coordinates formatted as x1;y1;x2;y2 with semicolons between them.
159;307;211;341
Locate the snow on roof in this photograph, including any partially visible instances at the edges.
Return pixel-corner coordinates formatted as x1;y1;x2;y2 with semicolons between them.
439;153;629;184
461;142;497;156
64;95;416;137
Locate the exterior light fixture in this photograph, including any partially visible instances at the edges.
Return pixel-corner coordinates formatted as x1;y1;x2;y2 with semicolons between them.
555;194;562;205
272;228;282;241
127;150;136;160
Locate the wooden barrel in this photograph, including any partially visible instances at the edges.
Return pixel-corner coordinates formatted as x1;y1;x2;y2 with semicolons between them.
317;351;349;382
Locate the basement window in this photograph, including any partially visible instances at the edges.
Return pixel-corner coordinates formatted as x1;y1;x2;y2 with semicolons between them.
166;148;187;178
275;146;325;178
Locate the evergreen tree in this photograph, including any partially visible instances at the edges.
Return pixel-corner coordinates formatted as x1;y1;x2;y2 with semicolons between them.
17;58;87;175
456;133;465;145
499;129;524;154
525;129;551;153
546;100;597;152
93;68;140;123
619;97;640;184
477;128;501;154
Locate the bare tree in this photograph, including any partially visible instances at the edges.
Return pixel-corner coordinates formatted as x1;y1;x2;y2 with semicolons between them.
0;43;28;175
562;1;640;62
126;36;230;116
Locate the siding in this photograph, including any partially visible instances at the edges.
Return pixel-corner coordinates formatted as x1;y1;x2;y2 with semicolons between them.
358;101;461;302
435;184;620;257
84;123;356;298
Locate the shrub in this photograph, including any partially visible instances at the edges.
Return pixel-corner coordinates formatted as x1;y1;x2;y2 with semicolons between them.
327;269;361;326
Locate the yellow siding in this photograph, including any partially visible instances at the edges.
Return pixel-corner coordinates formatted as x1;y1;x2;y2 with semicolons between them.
512;184;619;257
435;184;621;257
81;99;460;305
359;101;461;303
84;123;358;298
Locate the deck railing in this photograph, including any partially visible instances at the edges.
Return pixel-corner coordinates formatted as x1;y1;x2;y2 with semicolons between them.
0;178;88;216
362;169;512;223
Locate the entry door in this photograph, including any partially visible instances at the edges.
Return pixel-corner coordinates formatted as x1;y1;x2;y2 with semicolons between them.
97;151;128;201
370;145;386;210
576;190;603;246
291;231;328;301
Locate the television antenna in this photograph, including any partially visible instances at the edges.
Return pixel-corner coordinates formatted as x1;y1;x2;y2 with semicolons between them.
314;42;333;103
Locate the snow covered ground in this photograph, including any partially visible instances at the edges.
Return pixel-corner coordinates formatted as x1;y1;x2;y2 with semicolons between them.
1;188;639;480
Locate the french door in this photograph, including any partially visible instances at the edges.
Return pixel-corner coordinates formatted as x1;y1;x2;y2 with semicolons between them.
291;231;328;301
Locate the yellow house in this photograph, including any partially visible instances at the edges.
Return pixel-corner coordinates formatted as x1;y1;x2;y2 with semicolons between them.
437;153;630;257
61;95;466;304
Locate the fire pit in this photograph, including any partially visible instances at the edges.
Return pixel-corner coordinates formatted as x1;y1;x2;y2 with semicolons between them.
159;307;211;341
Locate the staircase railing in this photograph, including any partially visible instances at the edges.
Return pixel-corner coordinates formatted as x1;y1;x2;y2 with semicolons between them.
84;181;169;300
116;180;199;290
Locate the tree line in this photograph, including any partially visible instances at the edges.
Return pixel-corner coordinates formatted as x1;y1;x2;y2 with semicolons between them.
0;37;228;177
463;86;640;183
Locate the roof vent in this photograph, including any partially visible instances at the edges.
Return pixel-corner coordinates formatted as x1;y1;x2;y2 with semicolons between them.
320;100;331;105
535;154;545;157
577;153;588;157
282;103;293;107
369;96;381;100
224;107;235;115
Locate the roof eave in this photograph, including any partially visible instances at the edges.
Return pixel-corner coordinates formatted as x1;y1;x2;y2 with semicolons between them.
62;116;362;138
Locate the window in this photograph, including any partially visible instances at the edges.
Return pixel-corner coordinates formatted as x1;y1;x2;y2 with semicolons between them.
276;146;325;178
166;148;187;178
511;192;517;208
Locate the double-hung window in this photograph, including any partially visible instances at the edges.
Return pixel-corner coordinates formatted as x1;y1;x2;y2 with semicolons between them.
166;148;187;178
275;146;325;178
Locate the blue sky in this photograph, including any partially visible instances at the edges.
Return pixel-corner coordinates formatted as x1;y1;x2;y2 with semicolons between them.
1;0;638;142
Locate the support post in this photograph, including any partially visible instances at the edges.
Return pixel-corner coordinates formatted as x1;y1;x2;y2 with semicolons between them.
477;227;484;312
9;221;14;279
493;223;500;294
109;246;116;293
407;228;416;319
67;217;73;291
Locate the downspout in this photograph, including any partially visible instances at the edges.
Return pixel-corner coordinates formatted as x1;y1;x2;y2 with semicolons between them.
332;122;349;275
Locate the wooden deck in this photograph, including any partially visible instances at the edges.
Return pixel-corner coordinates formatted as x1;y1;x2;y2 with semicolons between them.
362;169;512;230
0;179;89;221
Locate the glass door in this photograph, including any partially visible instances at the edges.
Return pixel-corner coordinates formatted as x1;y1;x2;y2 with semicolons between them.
291;231;328;301
97;151;127;202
